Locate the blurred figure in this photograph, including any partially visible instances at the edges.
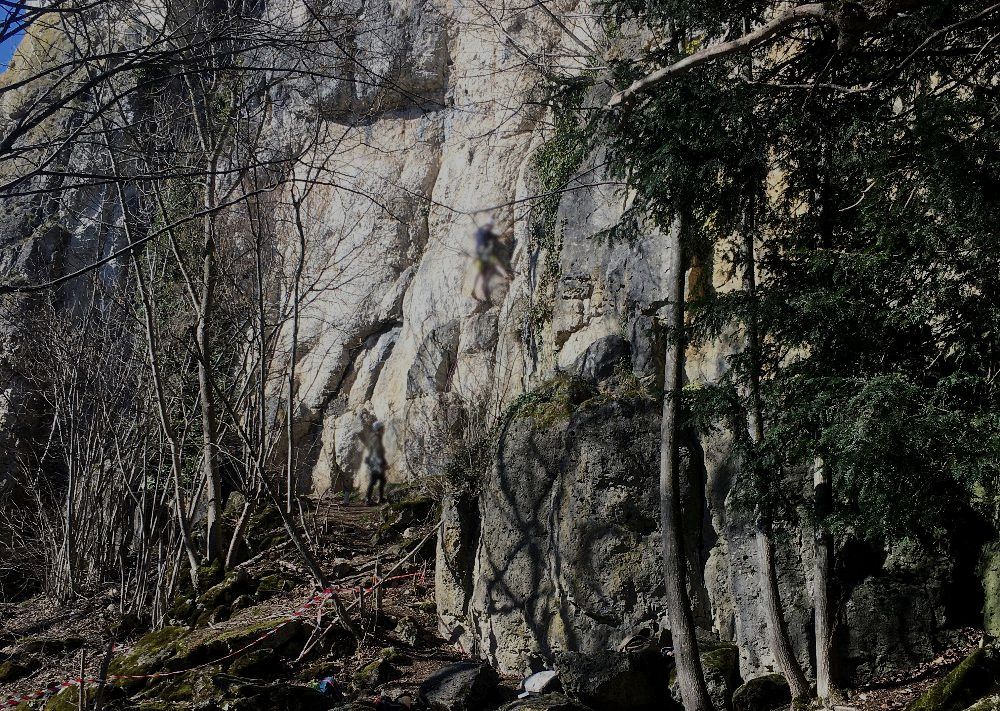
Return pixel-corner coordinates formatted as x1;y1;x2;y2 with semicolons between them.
471;217;512;304
365;420;387;505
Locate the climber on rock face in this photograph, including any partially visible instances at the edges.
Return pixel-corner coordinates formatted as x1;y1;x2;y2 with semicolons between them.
365;420;387;506
471;216;512;304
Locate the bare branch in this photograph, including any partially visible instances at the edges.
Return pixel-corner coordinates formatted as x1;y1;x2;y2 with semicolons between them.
608;2;830;106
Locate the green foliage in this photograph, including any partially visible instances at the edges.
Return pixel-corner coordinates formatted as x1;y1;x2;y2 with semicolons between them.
587;0;1000;544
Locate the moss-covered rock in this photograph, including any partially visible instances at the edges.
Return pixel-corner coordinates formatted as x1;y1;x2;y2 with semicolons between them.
512;375;597;427
702;643;742;711
228;649;278;678
109;626;190;688
386;492;436;525
555;649;667;711
188;569;259;627
732;674;791;711
299;658;342;683
41;683;125;711
907;648;1000;711
200;570;252;609
0;659;33;682
42;686;81;711
108;617;301;698
149;667;221;702
210;616;303;654
223;681;339;710
168;596;195;622
256;573;292;598
353;647;405;690
668;643;740;711
128;702;197;710
246;506;286;550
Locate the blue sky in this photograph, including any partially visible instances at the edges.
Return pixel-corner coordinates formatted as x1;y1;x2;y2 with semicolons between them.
0;4;26;71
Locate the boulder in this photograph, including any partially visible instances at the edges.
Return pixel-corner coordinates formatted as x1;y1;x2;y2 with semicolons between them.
0;658;33;682
672;643;741;711
354;648;405;690
554;648;671;711
523;670;561;696
228;649;276;677
732;674;791;711
453;399;672;674
839;538;951;682
417;662;500;711
395;616;420;647
570;334;630;382
908;647;1000;711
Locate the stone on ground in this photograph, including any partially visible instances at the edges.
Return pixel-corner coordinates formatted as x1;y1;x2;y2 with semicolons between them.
417;662;500;711
732;674;791;711
554;648;670;711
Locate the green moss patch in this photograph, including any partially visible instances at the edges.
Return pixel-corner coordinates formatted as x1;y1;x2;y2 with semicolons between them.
512;374;597;426
0;659;33;683
256;573;291;598
353;646;405;689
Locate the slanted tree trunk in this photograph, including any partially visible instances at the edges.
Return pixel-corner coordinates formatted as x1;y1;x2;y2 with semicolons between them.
814;460;836;703
756;526;810;699
743;224;811;701
661;219;714;711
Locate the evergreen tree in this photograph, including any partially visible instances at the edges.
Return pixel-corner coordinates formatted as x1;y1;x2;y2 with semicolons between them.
590;0;1000;705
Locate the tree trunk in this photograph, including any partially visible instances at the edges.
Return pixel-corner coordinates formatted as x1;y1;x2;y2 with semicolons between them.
198;181;225;564
757;526;810;699
742;224;811;701
661;220;714;711
285;200;306;514
814;460;836;703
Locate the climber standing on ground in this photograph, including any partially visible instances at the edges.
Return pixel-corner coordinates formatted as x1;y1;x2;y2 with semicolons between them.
471;216;512;304
365;420;387;506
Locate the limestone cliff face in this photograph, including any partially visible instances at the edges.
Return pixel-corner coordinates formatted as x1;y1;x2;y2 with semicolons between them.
0;0;976;689
434;394;960;684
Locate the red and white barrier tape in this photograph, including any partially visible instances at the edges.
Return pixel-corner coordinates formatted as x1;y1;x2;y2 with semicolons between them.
1;572;425;708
